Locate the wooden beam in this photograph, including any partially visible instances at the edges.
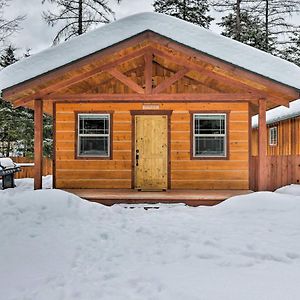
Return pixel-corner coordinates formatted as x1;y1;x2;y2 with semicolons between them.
106;68;145;94
34;99;43;190
151;47;290;107
148;33;299;100
13;46;151;107
3;32;153;99
5;31;298;107
13;40;290;108
44;93;259;102
153;60;220;93
144;50;153;94
152;67;189;94
257;98;267;191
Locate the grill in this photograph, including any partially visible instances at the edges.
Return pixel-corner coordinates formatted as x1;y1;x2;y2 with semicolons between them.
0;158;21;189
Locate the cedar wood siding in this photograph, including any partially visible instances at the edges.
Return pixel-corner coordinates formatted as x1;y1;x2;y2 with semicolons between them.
252;116;300;156
54;102;249;190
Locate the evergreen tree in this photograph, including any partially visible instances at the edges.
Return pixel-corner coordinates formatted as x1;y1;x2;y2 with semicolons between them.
279;32;300;67
0;46;53;158
0;44;17;67
153;0;214;28
212;0;300;53
218;10;276;52
211;0;246;42
0;46;31;156
252;0;300;52
42;0;121;45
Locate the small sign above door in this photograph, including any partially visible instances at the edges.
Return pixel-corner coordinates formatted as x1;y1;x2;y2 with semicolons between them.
142;104;160;110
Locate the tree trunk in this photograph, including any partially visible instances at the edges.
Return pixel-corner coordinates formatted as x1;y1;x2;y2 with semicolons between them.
265;0;269;51
236;0;242;41
78;0;83;35
6;141;10;157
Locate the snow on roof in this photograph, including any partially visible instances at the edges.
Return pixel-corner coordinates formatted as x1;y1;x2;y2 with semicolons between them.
252;99;300;127
1;12;300;92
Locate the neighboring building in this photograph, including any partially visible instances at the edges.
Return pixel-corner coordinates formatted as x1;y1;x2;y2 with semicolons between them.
0;13;300;200
252;99;300;156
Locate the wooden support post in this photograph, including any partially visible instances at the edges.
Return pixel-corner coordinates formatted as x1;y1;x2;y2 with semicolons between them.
34;99;43;190
258;99;267;191
144;51;153;94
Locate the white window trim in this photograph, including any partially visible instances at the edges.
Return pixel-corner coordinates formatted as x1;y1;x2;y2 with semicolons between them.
77;113;110;157
269;126;278;146
193;113;227;158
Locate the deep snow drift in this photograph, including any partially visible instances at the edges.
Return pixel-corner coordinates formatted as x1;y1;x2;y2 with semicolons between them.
1;178;300;300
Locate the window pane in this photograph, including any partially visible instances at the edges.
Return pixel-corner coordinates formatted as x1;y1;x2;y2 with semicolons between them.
269;127;277;145
79;136;109;156
79;115;109;134
195;136;225;156
195;114;225;135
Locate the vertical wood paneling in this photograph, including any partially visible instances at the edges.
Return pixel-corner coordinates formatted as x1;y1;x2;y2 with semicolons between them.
250;155;300;191
252;116;300;156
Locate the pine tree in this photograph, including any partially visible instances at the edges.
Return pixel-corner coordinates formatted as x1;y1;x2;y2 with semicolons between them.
211;0;246;42
253;0;300;52
212;0;300;53
153;0;214;28
0;46;53;158
42;0;121;45
279;32;300;67
0;44;17;67
0;45;19;156
218;10;276;52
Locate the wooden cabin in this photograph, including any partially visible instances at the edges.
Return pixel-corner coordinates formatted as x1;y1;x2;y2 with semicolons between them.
1;13;300;204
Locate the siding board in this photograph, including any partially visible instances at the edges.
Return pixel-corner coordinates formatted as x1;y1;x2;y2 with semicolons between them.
55;101;249;189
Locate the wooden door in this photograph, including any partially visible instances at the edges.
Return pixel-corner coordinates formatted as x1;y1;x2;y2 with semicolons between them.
135;115;168;190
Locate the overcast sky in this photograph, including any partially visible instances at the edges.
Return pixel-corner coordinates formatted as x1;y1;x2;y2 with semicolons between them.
4;0;155;54
3;0;300;56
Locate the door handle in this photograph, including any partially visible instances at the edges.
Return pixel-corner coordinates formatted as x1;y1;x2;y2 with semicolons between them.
136;149;139;166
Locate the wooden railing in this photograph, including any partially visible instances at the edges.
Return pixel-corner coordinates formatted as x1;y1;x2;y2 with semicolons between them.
11;157;52;179
250;155;300;191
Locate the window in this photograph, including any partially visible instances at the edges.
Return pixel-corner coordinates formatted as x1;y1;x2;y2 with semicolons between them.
269;126;278;146
193;113;227;158
77;114;110;158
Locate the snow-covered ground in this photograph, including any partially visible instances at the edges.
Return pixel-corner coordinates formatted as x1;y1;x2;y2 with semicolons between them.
1;178;300;300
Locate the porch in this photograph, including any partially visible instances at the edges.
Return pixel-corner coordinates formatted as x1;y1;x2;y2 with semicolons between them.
64;189;253;206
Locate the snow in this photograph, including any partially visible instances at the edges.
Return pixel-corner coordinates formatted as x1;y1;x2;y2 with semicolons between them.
252;98;300;127
1;12;300;93
275;184;300;196
1;177;300;299
0;157;15;168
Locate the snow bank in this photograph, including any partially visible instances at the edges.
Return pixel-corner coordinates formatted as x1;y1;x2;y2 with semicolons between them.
252;98;300;127
1;180;300;299
1;12;300;92
275;184;300;196
0;175;52;195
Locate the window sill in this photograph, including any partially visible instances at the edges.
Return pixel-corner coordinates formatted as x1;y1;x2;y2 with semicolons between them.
75;155;112;160
191;155;229;160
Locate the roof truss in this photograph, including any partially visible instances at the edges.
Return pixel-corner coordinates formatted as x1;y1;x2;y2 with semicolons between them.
4;32;298;109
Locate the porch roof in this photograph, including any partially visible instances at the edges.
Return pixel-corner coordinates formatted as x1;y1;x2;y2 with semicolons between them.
1;12;300;94
252;98;300;127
